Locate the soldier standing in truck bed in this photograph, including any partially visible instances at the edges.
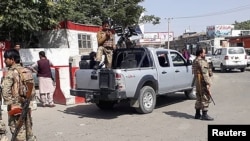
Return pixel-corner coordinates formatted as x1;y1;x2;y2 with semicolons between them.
94;20;116;69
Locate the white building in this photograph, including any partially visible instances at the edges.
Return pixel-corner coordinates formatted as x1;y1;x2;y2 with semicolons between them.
17;21;100;67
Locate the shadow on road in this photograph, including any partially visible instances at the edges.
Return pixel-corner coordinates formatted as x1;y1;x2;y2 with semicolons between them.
163;111;194;119
61;92;192;119
155;93;188;109
62;102;137;119
212;69;245;73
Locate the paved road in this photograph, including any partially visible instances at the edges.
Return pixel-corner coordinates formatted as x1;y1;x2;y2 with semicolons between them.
2;69;250;141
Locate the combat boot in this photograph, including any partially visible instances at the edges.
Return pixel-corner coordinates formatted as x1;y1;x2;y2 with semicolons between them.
93;61;100;70
194;109;201;119
201;111;214;121
27;135;37;141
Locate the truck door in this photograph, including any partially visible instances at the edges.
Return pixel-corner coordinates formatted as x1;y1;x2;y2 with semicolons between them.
156;51;175;94
169;51;193;90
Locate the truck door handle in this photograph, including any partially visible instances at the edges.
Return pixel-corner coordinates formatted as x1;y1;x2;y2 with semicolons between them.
162;71;167;74
175;70;180;73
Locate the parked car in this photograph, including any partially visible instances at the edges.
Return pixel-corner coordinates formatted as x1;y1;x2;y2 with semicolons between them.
189;54;196;62
205;53;213;63
23;62;55;87
245;48;250;67
210;47;247;72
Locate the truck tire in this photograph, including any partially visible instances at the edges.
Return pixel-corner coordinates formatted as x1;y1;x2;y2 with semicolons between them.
184;87;196;100
211;63;215;71
135;86;156;114
96;101;116;110
240;68;245;72
220;64;225;72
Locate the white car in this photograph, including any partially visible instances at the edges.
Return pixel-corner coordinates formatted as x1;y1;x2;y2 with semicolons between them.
211;47;247;72
189;54;196;62
205;53;213;63
245;48;250;67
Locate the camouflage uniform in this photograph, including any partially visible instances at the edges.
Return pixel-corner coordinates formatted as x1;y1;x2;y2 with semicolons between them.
96;30;115;68
192;56;214;120
1;64;36;141
193;58;211;111
0;119;7;141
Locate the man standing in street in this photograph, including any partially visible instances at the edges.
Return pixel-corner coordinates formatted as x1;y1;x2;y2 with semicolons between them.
94;20;116;69
192;47;214;121
14;43;23;66
182;48;190;61
14;43;21;52
31;51;55;107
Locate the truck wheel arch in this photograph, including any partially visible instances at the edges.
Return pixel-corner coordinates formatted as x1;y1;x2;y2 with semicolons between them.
133;75;158;99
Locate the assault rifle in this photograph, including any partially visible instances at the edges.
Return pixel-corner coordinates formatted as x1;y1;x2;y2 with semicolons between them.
10;82;34;141
114;26;138;48
197;65;215;105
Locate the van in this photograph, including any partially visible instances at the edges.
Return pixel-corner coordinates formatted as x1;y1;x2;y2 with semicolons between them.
211;47;247;72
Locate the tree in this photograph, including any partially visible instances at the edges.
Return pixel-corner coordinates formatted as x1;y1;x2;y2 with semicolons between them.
0;0;160;47
57;0;160;27
0;0;41;46
0;0;64;47
234;20;250;30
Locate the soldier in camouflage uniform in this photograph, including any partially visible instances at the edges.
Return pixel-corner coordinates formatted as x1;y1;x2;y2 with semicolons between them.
1;49;36;141
192;48;214;120
0;107;8;141
94;20;116;69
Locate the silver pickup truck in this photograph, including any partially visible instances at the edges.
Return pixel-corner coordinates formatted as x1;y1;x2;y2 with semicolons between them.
70;47;196;114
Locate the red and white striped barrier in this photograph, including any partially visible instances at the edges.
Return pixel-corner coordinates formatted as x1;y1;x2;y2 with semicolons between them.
53;66;85;105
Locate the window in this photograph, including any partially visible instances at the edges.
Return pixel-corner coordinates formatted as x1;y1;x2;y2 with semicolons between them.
214;49;221;55
157;52;170;67
170;52;185;66
112;49;152;69
78;34;91;48
228;48;244;54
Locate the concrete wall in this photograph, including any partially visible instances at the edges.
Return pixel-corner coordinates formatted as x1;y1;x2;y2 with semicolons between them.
37;29;98;52
19;48;79;66
16;28;99;67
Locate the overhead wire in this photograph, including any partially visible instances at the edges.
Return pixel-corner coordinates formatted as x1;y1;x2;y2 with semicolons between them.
173;4;250;19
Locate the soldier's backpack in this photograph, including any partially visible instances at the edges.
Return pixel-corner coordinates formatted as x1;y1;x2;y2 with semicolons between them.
15;67;36;98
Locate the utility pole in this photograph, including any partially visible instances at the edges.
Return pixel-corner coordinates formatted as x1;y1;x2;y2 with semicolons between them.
167;18;173;50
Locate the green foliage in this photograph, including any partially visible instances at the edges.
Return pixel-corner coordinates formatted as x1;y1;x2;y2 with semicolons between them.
234;20;250;30
0;0;160;46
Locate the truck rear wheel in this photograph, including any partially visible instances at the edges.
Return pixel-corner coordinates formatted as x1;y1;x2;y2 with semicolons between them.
96;100;116;110
135;86;156;114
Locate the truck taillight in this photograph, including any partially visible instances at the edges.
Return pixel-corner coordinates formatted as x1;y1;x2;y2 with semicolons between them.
116;73;121;79
224;56;229;60
115;73;125;91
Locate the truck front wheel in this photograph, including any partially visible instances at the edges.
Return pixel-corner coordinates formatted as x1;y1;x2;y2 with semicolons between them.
135;86;156;114
185;87;196;100
96;100;116;110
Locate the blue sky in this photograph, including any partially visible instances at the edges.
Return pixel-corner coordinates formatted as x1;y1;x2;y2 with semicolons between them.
140;0;250;37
